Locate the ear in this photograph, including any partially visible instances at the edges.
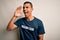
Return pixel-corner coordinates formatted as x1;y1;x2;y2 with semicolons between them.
32;8;33;11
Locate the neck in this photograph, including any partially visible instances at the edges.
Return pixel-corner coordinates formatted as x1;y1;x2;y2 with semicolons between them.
25;15;34;21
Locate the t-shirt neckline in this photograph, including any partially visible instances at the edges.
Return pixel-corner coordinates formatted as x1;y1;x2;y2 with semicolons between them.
24;17;35;22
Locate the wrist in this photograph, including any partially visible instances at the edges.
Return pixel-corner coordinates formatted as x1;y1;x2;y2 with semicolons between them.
13;15;18;18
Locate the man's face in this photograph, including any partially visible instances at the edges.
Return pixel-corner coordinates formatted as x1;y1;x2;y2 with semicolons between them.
23;3;33;17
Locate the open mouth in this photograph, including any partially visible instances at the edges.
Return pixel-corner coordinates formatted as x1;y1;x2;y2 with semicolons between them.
24;12;28;14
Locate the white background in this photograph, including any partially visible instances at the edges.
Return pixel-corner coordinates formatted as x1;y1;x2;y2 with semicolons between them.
0;0;60;40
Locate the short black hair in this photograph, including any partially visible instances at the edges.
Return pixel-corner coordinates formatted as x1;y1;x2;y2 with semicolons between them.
23;1;33;8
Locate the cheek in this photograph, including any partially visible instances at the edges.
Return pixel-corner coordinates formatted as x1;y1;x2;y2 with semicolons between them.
28;9;32;13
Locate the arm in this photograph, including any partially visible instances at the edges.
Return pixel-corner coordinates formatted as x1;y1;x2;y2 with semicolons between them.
7;16;18;31
7;6;22;31
39;34;44;40
38;20;45;40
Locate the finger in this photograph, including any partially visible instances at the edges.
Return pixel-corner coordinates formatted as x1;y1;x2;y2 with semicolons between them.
17;6;22;10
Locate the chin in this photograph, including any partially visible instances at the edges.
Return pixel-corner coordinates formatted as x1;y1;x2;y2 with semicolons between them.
25;15;29;18
25;16;28;18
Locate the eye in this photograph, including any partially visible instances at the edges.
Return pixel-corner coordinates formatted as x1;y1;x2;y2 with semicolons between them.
26;7;28;8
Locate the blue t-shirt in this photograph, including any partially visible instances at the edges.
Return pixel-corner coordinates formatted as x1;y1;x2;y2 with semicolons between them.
14;17;45;40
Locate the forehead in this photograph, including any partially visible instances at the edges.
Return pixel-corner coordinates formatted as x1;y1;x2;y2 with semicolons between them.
23;3;31;7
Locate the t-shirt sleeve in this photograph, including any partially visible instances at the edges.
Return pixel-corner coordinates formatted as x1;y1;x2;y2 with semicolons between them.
38;20;45;34
14;19;21;27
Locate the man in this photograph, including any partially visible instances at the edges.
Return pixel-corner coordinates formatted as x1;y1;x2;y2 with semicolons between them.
7;1;45;40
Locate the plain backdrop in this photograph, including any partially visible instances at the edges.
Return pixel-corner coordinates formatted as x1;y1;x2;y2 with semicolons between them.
0;0;60;40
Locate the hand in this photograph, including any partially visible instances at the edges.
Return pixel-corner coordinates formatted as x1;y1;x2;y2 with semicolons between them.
14;6;22;17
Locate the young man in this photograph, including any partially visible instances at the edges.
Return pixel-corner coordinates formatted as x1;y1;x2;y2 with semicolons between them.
7;1;45;40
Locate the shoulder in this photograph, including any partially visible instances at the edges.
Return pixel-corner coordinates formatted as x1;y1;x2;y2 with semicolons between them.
34;17;43;25
34;17;42;22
